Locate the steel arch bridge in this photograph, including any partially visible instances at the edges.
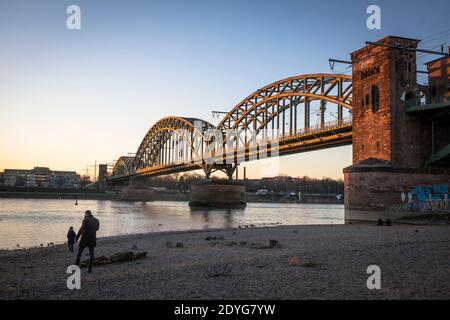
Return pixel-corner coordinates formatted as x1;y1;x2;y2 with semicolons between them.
110;74;353;183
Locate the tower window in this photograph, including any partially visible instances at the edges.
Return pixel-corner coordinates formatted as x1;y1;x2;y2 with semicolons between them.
371;85;379;112
405;92;415;106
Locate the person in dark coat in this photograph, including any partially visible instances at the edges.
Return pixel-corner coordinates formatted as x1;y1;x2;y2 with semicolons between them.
75;210;100;273
67;226;76;252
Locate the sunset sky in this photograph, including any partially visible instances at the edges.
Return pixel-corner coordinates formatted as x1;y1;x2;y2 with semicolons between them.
1;0;449;179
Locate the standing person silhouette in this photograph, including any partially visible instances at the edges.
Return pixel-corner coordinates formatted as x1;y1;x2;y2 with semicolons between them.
67;226;76;252
75;210;100;273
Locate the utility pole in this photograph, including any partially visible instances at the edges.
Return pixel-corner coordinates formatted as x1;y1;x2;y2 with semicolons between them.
83;165;91;182
89;161;97;182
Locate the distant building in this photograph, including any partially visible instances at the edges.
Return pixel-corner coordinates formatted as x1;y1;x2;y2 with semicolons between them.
80;175;92;187
426;56;450;103
2;167;81;189
98;164;108;189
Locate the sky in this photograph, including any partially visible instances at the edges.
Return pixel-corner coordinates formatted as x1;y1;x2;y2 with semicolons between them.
0;0;449;179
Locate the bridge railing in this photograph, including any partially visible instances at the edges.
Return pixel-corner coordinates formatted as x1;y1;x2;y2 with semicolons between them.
405;88;450;109
167;116;353;166
285;116;352;141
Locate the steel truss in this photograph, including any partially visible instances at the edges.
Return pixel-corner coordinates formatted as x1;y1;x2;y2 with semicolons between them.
111;74;353;182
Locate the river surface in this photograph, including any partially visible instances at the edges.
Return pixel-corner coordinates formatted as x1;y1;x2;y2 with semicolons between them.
0;199;344;249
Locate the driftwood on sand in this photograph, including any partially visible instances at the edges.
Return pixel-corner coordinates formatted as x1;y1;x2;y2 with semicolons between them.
80;251;147;268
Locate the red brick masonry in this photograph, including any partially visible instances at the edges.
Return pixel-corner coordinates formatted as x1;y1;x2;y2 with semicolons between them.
344;166;450;211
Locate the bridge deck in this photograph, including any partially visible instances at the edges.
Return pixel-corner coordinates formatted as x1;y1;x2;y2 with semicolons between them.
110;119;352;182
406;100;450;116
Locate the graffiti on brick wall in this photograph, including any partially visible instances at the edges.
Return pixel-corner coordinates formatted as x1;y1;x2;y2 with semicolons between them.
392;184;449;212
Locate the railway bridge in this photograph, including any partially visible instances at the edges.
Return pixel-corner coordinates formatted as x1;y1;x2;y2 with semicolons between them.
110;36;450;220
111;73;353;182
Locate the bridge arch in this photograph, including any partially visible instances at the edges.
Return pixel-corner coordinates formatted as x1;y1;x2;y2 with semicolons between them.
112;156;135;177
132;116;216;171
217;74;352;135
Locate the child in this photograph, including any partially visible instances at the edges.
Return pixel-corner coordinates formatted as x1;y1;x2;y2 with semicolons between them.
67;226;76;252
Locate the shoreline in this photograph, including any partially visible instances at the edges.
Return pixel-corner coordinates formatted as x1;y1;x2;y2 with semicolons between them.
2;213;449;252
0;223;321;252
0;191;120;201
1;223;449;299
0;192;344;204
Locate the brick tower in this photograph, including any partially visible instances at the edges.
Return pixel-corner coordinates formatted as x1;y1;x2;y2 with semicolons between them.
344;36;450;221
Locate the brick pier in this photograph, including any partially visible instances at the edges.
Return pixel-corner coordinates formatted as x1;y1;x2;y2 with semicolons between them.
344;36;450;221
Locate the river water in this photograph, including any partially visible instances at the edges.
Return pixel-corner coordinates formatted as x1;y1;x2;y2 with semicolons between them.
0;199;344;249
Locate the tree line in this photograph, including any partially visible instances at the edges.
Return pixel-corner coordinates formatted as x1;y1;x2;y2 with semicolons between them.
146;173;344;195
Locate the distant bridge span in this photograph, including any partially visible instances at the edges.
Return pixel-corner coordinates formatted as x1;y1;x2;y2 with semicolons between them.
110;73;353;183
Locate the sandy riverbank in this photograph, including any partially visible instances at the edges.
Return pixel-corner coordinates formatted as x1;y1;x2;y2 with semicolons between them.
0;224;449;300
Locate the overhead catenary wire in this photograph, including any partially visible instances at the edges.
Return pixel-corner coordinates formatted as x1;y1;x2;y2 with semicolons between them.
419;28;450;41
417;43;449;60
329;29;450;74
420;30;450;45
416;27;450;60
